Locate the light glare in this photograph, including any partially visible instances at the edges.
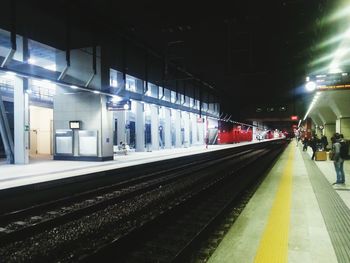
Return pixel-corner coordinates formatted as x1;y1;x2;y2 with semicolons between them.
305;81;316;91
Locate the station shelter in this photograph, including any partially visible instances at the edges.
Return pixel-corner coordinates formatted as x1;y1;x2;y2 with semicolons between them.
0;28;220;164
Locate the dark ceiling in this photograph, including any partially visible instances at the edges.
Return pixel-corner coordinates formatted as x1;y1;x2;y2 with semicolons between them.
14;0;335;118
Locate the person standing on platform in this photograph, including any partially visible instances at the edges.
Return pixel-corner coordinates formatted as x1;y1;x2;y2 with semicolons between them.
302;137;308;151
310;135;317;160
321;135;328;150
332;133;346;185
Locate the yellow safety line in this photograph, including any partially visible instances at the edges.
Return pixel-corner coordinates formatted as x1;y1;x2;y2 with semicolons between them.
253;146;295;263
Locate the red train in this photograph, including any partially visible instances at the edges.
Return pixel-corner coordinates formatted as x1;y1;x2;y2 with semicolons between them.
216;121;283;144
217;124;253;144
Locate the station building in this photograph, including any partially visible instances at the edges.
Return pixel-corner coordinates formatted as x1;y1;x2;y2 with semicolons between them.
0;27;220;164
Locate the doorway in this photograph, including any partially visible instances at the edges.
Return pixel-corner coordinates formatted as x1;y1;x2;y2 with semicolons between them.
29;105;53;159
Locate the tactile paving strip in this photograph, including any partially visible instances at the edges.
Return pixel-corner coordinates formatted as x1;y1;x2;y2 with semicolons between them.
303;151;350;263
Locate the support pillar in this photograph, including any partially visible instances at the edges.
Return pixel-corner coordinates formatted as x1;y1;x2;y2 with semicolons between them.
183;112;190;147
150;105;159;151
190;113;198;145
336;119;341;134
340;118;350;139
198;117;205;145
135;101;145;152
14;77;29;164
116;110;126;145
175;110;182;148
324;123;335;139
164;108;171;149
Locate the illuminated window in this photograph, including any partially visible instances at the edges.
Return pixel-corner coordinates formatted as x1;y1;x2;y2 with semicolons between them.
126;75;136;92
110;69;118;88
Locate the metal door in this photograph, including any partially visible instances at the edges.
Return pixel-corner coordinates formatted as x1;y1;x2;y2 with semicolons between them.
30;129;38;155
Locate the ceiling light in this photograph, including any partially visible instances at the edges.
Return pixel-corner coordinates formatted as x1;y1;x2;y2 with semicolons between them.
111;96;121;103
44;64;56;71
70;85;78;89
123;103;130;110
28;58;36;64
329;67;342;74
305;81;316;92
6;71;16;76
93;90;100;94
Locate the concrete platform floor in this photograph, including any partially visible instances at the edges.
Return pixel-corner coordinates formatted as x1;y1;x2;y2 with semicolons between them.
304;146;350;209
208;142;343;263
0;140;263;190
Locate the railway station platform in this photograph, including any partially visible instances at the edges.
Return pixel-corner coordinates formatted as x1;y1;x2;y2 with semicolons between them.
0;141;263;191
208;142;350;263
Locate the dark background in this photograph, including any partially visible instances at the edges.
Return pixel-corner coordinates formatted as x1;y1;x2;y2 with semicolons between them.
0;0;336;122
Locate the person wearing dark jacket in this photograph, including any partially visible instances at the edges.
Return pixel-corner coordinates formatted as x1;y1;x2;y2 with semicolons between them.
321;135;328;150
310;135;317;160
332;133;346;185
302;137;308;151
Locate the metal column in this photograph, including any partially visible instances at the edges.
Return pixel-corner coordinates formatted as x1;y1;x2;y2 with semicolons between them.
0;92;14;163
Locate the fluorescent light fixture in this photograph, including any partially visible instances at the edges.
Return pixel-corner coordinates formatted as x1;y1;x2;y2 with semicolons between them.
70;85;78;89
28;58;36;64
306;76;310;82
316;74;326;78
303;93;320;120
44;64;56;71
328;5;350;22
6;71;16;76
329;67;342;74
342;72;348;76
111;96;121;103
305;81;316;91
93;90;100;94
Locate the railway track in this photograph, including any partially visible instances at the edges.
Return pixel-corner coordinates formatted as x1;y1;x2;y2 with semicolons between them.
82;142;285;262
0;140;287;262
0;149;253;246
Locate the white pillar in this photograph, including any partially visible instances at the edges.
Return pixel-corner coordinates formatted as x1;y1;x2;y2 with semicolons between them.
190;113;198;145
164;108;171;149
151;105;159;151
135;102;145;152
336;119;341;134
183;112;190;147
198;118;205;145
116;111;126;145
252;121;258;141
175;110;182;148
14;77;29;164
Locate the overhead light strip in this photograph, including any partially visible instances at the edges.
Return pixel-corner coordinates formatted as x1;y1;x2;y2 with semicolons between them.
303;92;321;121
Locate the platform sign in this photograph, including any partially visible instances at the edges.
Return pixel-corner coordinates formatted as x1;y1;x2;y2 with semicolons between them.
69;121;81;129
319;84;350;90
107;100;131;111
